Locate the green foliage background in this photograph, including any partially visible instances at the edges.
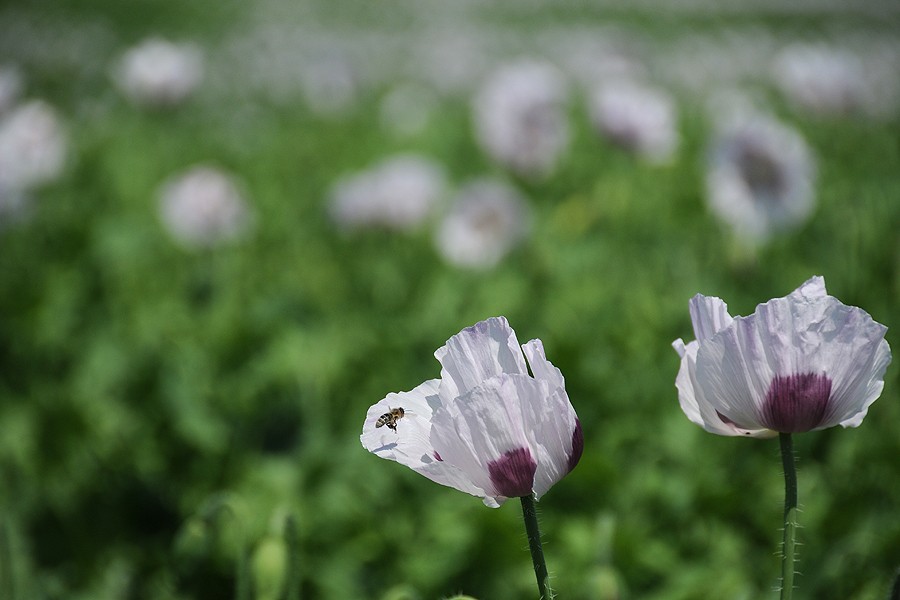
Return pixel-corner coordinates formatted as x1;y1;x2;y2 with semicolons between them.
0;1;898;599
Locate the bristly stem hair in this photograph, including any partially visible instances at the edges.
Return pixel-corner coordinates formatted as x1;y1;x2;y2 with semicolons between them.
779;433;798;600
520;494;554;599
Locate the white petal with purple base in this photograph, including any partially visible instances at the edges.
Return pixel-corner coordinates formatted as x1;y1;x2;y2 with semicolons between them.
362;316;583;507
674;276;891;437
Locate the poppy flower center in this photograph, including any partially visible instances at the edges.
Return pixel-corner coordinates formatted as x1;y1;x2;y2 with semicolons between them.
739;143;787;204
487;447;537;498
761;372;832;433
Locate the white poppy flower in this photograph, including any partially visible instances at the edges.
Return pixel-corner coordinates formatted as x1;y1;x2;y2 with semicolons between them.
673;276;891;438
434;178;529;270
772;43;899;119
158;165;252;249
0;100;66;226
706;112;816;243
328;154;446;232
114;38;204;108
472;60;569;178
361;317;583;508
589;79;679;164
0;100;67;192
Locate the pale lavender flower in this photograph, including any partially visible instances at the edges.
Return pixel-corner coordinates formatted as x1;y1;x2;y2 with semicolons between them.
706;112;815;243
114;38;204;108
158;166;252;249
673;276;891;438
434;178;529;270
589;80;679;164
472;60;569;178
328;154;446;232
0;100;67;192
361;316;583;507
772;43;899;119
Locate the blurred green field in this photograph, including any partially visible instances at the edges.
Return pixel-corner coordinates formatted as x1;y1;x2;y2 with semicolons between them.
0;1;898;599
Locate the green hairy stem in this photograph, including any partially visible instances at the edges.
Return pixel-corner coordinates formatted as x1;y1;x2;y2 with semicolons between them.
779;433;798;600
520;495;554;599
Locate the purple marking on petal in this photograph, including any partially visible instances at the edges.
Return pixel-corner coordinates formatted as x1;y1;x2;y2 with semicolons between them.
567;419;584;472
715;410;753;434
761;372;832;433
433;451;443;462
487;447;537;498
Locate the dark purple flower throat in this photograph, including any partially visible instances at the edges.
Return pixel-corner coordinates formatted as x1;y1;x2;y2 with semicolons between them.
567;419;584;473
761;372;832;433
488;447;537;498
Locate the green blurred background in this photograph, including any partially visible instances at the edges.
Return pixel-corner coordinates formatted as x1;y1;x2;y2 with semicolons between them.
0;0;898;598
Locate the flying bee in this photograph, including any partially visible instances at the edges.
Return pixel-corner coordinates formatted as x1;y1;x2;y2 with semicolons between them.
375;407;405;433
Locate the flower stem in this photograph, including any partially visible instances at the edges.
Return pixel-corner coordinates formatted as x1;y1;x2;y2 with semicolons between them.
0;519;15;600
284;515;302;600
779;433;798;600
235;544;251;600
520;495;553;599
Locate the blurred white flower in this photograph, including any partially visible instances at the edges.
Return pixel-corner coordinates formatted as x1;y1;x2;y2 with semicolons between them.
328;154;446;232
361;316;583;507
434;178;529;270
114;38;204;108
158;166;252;249
589;80;679;163
772;43;899;118
472;60;569;178
706;112;815;243
0;100;67;192
0;66;23;115
673;276;891;438
0;98;66;225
